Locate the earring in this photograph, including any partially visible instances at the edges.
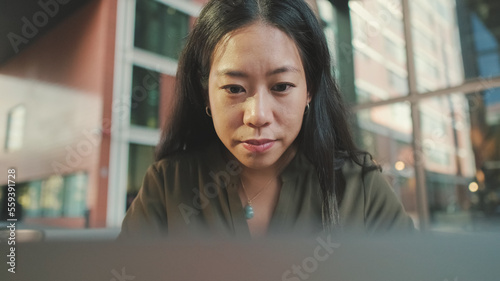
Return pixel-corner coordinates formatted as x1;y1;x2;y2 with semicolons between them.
205;106;212;117
304;103;310;115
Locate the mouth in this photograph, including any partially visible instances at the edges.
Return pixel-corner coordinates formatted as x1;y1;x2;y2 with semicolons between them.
241;139;275;153
243;139;274;145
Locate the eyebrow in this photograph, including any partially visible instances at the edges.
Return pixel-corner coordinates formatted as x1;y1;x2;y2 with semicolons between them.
216;66;301;78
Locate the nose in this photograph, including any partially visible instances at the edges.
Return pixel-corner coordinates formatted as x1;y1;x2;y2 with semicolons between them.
243;90;272;128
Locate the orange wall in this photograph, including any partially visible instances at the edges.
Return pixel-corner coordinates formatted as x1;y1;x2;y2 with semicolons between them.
0;0;117;228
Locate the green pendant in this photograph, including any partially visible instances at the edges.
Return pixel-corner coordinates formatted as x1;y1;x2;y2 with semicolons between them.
244;205;254;219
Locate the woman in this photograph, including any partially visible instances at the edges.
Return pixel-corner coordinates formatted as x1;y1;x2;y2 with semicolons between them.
119;0;414;239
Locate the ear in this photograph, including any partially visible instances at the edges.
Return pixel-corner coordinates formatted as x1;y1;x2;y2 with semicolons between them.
307;92;312;104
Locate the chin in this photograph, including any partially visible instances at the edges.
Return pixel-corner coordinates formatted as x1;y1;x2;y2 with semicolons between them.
226;142;293;170
237;152;283;170
239;159;275;170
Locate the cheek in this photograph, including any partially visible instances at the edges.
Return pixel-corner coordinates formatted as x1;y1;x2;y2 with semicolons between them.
286;109;305;130
211;102;241;135
287;103;306;136
281;93;308;126
276;104;305;138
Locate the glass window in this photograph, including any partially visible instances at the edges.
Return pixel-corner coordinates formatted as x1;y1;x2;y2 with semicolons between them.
350;0;409;101
384;37;405;64
127;143;155;210
355;86;371;103
15;173;88;219
420;90;500;231
19;181;43;218
318;0;338;68
130;65;176;129
130;65;160;128
411;26;435;52
411;0;500;92
62;172;88;217
339;0;500;232
377;0;404;35
477;52;500;76
355;102;417;220
134;0;190;59
414;54;439;79
387;69;409;94
40;175;64;217
410;0;463;92
5;104;26;152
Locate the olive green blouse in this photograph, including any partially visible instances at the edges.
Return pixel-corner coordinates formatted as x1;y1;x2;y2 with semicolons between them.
119;141;414;239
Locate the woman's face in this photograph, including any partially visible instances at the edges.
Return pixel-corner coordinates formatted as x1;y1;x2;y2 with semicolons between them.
208;22;310;171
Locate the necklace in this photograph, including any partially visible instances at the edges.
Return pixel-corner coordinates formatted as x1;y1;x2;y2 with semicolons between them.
240;179;271;220
238;147;296;220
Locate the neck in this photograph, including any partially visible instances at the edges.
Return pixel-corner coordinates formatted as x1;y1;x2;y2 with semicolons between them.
240;145;297;190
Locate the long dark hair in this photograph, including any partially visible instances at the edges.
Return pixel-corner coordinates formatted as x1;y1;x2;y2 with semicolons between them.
156;0;373;232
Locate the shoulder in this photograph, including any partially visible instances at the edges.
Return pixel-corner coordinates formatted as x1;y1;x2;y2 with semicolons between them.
147;142;231;194
145;147;209;193
341;154;397;201
153;141;225;173
340;153;415;233
340;153;381;191
131;149;206;201
153;148;206;173
341;153;377;175
340;153;396;205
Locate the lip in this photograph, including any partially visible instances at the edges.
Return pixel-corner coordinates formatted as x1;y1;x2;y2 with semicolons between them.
241;139;275;153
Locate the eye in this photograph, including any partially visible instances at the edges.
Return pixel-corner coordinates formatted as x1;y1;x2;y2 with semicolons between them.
272;83;295;92
222;85;245;94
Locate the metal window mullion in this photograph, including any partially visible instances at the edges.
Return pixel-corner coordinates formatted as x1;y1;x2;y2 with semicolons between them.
106;0;136;228
155;0;202;17
402;0;429;230
131;48;178;76
352;76;500;111
128;126;161;146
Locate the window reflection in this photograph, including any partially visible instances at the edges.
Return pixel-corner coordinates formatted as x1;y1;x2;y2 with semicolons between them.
130;65;176;129
421;90;500;230
5;105;26;152
410;0;500;92
14;173;89;219
356;102;418;221
130;66;160;128
134;0;190;60
19;181;42;218
40;175;64;217
127;143;155;210
459;1;500;79
410;0;465;92
350;0;409;101
63;173;88;217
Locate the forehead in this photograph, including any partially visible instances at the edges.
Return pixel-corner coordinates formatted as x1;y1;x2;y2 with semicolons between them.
210;22;304;71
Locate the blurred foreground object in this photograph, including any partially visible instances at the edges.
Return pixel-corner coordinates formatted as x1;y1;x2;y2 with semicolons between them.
0;233;498;281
